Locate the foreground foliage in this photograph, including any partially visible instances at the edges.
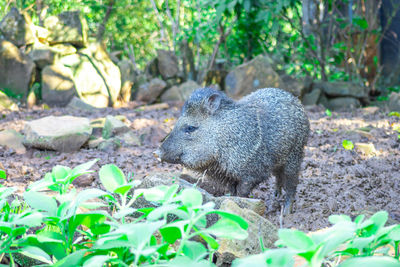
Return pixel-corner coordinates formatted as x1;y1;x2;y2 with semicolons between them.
0;161;399;266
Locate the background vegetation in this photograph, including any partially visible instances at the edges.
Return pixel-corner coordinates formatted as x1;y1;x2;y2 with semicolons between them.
2;0;400;97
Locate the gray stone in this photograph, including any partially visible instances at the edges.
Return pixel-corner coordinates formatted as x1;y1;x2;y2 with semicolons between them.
67;96;97;111
215;199;278;266
315;81;367;98
50;44;77;56
0;129;25;154
59;43;121;108
44;11;88;47
280;75;306;98
157;50;178;79
225;55;284;99
102;115;130;139
389;92;400;112
0;40;35;96
0;91;18;111
41;64;76;107
160;80;200;102
117;131;141;146
0;8;35;47
23;116;92;152
27;43;55;69
327;97;361;110
97;137;121;152
302;88;322;106
136;78;166;103
118;59;136;103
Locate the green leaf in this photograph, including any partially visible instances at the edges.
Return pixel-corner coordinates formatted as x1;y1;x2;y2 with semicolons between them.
389;112;400;118
99;164;126;193
277;229;315;251
329;215;351;224
352;17;369;30
338;256;400;267
13;212;43;227
83;255;111;267
342;140;354;150
70;159;98;182
206;210;248;230
325;109;332;116
0;169;6;179
232;248;295;267
143;186;170;202
160;226;182;244
52;250;86;267
163;255;215;267
52;165;72;183
204;218;248;240
23;190;57;216
19;246;52;264
179;188;203;207
182;241;208;261
147;204;181;221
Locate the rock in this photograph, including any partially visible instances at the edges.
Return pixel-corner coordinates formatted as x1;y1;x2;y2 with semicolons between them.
157;50;178;79
41;64;76;107
0;129;26;154
0;8;35;47
118;59;136;103
27;43;55;69
32;25;49;43
389;92;400;112
50;44;77;56
327;97;361;110
145;57;159;78
136;78;166;103
0;91;18;111
280;75;306;98
97;137;121;152
160;80;200;102
26;89;36;108
23;116;92;152
44;11;88;47
102;115;130;139
88;137;104;149
117;131;141;146
72;43;121;108
362;106;380;115
138;103;169;112
315;81;368;98
67;96;97;111
215;199;278;266
225;55;284;99
355;142;376;156
73;174;94;187
0;40;35;96
302;88;322;106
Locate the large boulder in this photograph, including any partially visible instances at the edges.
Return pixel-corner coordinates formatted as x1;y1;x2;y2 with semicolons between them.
27;43;56;69
327;97;361;110
280;74;308;99
41;64;76;107
0;91;18;111
0;40;35;96
315;81;368;98
389;92;400;112
44;11;88;47
0;8;35;47
118;59;136;103
215;199;278;266
302;88;322;106
225;55;284;99
23;116;92;152
136;78;166;103
160;80;200;102
157;50;179;79
59;43;121;108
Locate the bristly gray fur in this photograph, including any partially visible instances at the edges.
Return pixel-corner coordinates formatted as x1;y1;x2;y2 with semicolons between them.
157;87;310;213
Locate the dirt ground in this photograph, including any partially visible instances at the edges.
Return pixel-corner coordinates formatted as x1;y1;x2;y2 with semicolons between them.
1;103;399;232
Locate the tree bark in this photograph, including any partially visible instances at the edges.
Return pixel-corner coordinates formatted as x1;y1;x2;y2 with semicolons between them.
97;0;115;42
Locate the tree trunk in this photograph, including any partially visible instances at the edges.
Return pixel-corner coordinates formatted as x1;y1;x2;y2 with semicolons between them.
97;0;115;42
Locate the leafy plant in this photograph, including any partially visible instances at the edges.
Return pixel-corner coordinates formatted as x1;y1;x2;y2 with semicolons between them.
326;109;332;117
342;140;354;150
0;169;5;180
233;211;400;267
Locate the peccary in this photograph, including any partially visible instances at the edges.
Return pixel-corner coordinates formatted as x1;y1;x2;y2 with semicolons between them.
156;87;310;213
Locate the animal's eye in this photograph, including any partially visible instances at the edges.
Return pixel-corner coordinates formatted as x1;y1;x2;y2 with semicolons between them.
184;125;198;134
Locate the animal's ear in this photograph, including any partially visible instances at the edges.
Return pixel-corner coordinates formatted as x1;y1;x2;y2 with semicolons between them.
203;93;221;114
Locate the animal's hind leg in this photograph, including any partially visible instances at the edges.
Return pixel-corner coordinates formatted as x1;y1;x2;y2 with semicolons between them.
282;148;303;214
273;167;284;199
